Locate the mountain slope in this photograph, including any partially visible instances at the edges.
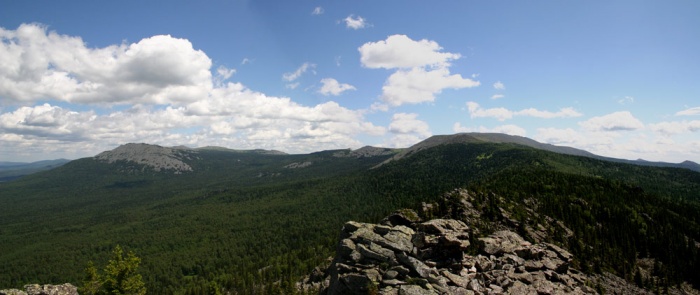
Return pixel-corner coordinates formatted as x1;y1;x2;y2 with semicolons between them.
1;136;699;293
379;133;700;172
0;159;70;182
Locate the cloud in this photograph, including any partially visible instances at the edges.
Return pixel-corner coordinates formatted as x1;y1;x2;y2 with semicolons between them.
359;34;461;69
0;23;212;105
383;113;431;148
491;94;504;100
0;83;388;159
0;24;393;161
214;65;235;86
466;102;582;121
453;122;526;137
649;120;700;136
388;113;431;137
676;107;700;116
533;128;584;145
359;35;479;107
312;7;324;15
579;111;644;132
343;15;369;30
493;81;505;90
318;78;356;96
282;62;315;82
382;67;479;106
617;96;634;105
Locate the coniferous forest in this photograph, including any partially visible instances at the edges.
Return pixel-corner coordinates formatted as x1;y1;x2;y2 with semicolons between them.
1;141;699;294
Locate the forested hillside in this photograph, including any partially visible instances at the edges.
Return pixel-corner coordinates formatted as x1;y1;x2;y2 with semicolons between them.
1;140;699;294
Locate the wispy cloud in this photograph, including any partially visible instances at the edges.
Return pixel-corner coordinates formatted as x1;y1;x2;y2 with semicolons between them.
344;15;370;30
283;62;316;82
676;107;700;116
466;102;582;121
617;96;634;105
312;7;324;15
453;122;526;137
317;78;356;96
493;81;505;90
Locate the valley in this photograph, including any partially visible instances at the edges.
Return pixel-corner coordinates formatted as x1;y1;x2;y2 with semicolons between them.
1;133;699;294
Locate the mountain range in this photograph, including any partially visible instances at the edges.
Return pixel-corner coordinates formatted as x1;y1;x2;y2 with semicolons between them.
0;133;699;294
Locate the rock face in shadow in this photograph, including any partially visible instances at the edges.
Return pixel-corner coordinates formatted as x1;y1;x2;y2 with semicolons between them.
301;211;604;294
0;283;77;295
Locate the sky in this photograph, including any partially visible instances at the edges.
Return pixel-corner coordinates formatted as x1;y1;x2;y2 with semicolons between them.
1;1;699;163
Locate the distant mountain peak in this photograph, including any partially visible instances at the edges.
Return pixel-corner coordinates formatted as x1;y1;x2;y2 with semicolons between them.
376;132;594;167
375;133;700;172
95;143;197;173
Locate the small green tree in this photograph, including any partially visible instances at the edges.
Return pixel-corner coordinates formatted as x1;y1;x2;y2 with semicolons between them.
80;245;146;295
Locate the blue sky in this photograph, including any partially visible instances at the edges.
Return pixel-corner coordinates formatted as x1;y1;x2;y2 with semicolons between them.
1;1;699;163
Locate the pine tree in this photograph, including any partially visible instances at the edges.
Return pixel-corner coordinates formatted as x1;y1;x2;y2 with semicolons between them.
80;245;147;295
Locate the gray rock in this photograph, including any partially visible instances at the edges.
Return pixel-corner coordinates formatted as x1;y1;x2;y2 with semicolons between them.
385;270;400;280
381;230;414;253
509;281;537;295
383;209;422;227
0;289;27;295
546;243;573;262
397;253;436;278
441;269;468;287
447;286;475;295
398;285;438;295
95;143;194;173
357;243;394;262
337;238;356;258
22;284;77;295
478;231;529;255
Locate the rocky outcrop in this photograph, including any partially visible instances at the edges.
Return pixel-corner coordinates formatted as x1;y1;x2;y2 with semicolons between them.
284;162;313;169
333;146;397;158
0;283;77;295
95;143;197;173
302;212;600;294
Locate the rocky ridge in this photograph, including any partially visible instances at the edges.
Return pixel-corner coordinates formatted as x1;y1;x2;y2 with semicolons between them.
302;212;602;294
95;143;197;173
0;283;77;295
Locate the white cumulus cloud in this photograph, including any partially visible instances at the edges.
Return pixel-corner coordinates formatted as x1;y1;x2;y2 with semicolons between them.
344;15;369;30
466;102;582;121
493;81;505;90
579;111;644;132
359;34;461;69
359;35;479;107
0;24;393;161
383;113;431;148
318;78;356;96
382;68;479;106
649;120;700;136
0;23;212;105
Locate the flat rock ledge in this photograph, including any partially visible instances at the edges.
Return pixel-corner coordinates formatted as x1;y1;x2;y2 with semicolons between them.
302;213;600;294
0;283;77;295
